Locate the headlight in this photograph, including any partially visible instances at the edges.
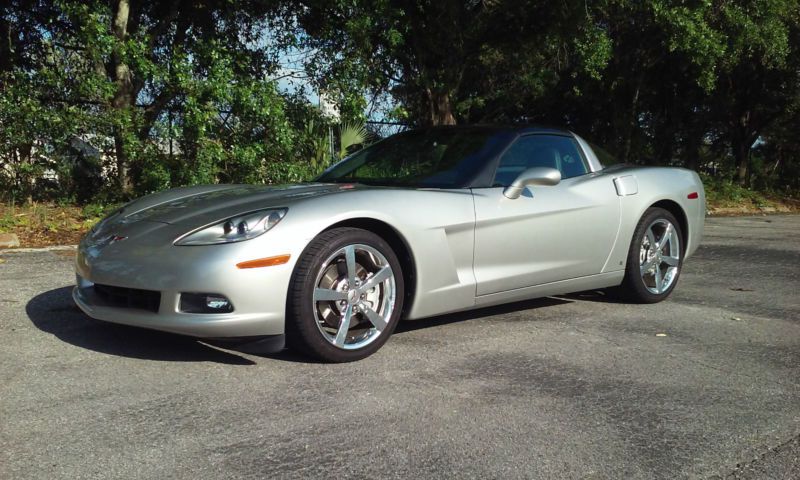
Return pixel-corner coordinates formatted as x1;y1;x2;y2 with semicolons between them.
175;208;287;246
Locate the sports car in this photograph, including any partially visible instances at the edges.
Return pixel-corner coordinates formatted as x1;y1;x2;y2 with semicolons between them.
74;126;705;362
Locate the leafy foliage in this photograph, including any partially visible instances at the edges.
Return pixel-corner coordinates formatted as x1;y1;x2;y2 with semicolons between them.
0;0;798;205
338;122;368;158
0;0;321;202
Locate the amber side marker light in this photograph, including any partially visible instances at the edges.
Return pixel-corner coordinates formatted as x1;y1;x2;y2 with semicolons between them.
687;192;699;199
236;254;291;269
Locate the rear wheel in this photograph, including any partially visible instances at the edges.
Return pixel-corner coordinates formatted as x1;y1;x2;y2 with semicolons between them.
618;207;683;303
286;227;404;362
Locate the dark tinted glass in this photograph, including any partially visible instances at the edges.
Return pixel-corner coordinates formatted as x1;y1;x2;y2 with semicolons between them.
493;135;588;186
317;128;504;188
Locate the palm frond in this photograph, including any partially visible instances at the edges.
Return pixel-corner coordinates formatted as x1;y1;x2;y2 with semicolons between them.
338;122;368;158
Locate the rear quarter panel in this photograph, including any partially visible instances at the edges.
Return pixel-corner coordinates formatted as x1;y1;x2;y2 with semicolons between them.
602;166;705;273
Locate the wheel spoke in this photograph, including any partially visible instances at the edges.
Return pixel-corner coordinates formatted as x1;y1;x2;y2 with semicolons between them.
658;224;672;252
362;305;388;331
334;304;353;347
313;288;347;302
654;265;663;293
646;228;656;251
360;266;393;291
663;255;680;267
344;245;357;286
640;258;653;276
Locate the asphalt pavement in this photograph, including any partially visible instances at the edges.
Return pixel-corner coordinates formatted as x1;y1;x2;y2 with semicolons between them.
1;215;798;479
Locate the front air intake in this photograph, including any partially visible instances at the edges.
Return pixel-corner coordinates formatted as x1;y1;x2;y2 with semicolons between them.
93;284;161;313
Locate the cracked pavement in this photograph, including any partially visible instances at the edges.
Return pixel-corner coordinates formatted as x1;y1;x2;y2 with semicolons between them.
1;215;798;479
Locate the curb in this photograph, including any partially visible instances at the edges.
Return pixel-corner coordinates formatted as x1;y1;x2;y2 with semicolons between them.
0;245;77;254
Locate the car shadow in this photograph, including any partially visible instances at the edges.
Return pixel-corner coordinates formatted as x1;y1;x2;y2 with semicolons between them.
27;286;619;364
395;296;572;334
254;297;576;362
557;289;629;304
26;286;256;365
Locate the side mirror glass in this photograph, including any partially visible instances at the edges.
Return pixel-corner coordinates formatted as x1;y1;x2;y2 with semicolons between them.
503;167;561;199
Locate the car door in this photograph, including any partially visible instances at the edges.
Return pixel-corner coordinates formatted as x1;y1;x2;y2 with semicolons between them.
472;134;620;296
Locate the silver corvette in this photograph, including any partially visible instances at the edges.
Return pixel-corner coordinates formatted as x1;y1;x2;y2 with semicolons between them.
74;126;705;362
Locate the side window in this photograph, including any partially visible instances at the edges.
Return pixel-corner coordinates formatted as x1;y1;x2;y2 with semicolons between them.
493;135;589;186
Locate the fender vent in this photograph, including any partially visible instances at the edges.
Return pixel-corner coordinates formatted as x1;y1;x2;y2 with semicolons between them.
613;175;638;196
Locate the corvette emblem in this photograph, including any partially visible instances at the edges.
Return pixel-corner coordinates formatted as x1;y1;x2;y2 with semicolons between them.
92;234;128;248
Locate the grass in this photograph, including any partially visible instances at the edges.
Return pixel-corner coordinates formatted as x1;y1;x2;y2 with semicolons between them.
700;174;800;214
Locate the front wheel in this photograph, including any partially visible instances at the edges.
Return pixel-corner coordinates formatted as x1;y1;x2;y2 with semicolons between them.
286;227;404;362
618;207;683;303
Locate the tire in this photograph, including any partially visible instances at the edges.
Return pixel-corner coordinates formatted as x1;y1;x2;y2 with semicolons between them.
618;207;684;303
286;227;404;362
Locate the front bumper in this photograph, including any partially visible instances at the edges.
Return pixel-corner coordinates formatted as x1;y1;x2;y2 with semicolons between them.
72;283;283;338
73;223;298;339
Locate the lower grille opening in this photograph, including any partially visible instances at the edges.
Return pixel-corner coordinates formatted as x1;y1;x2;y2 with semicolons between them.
93;284;161;313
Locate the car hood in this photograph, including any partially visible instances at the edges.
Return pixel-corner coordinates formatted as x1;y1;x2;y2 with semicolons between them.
116;183;353;227
83;183;364;248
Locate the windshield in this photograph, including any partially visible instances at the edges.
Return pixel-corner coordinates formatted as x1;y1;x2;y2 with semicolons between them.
316;128;506;188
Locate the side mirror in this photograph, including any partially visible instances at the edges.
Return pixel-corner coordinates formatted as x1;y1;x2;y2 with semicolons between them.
503;167;561;199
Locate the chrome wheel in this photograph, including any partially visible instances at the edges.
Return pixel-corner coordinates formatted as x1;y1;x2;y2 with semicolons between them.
312;244;396;350
639;219;681;294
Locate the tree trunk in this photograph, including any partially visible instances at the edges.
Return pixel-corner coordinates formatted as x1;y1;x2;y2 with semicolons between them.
683;135;700;172
731;110;756;187
655;119;675;166
734;141;750;187
423;88;456;126
0;15;12;74
432;90;456;126
17;142;34;203
621;80;642;164
110;0;134;194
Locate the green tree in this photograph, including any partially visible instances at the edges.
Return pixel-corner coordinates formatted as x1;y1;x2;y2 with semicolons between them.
709;1;800;185
299;0;610;127
541;0;799;187
1;0;313;200
2;0;799;203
